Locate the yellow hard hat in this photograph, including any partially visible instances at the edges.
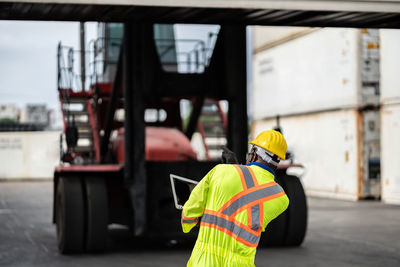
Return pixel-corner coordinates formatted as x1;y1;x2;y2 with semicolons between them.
250;130;287;160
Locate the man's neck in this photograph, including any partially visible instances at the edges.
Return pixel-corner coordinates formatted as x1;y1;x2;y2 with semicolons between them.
255;160;277;172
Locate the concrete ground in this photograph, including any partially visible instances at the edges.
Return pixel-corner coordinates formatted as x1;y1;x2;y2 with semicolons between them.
0;181;399;267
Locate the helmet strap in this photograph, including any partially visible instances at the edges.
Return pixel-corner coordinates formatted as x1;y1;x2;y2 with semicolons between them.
253;145;280;167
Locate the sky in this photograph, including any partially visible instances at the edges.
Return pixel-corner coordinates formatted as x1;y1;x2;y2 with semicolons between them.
0;21;252;116
0;22;217;110
0;21;96;110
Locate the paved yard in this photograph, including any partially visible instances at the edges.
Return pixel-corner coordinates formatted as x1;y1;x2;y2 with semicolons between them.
0;181;399;266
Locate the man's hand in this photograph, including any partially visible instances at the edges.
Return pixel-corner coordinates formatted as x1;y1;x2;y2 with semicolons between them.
221;147;239;164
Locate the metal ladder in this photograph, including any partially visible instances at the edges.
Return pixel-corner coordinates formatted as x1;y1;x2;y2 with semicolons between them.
197;99;227;160
60;92;96;163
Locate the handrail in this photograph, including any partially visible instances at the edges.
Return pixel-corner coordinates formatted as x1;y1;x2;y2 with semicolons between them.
57;42;71;126
154;38;209;73
57;33;219;94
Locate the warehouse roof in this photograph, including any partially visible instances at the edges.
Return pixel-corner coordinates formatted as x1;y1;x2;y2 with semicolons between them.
2;0;400;28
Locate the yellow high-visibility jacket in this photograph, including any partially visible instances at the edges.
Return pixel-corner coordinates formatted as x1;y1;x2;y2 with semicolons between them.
182;163;289;267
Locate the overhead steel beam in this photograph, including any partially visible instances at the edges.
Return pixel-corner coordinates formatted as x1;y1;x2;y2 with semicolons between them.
3;0;400;13
3;2;400;28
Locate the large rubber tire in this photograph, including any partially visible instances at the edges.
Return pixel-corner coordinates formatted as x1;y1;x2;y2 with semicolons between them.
56;176;85;254
85;176;109;252
283;175;307;246
259;176;288;247
260;211;288;246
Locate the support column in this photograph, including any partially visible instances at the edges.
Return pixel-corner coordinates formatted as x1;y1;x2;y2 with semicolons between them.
223;25;248;163
123;22;147;236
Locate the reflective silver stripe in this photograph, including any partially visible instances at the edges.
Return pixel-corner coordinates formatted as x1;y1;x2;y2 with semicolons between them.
202;213;260;245
239;165;261;230
221;184;284;216
238;165;255;189
182;217;198;224
250;205;260;231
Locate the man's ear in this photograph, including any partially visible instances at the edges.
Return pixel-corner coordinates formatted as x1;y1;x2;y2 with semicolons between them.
249;151;256;162
253;153;259;162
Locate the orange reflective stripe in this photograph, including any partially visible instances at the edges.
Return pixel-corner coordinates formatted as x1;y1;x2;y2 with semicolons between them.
247;207;252;228
200;165;286;247
250;204;260;231
229;191;286;219
181;211;199;224
247;166;259;186
204;209;260;236
182;212;198;220
223;184;284;217
182;219;198;224
246;166;259;229
217;181;276;213
258;203;263;232
202;211;261;245
233;165;248;190
238;165;255;188
200;222;258;247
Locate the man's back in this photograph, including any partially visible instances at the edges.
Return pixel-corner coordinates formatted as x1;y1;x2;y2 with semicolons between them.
182;163;289;267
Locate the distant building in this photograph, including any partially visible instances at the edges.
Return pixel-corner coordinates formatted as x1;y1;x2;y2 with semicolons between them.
20;104;49;125
47;108;63;130
0;104;19;122
0;104;63;132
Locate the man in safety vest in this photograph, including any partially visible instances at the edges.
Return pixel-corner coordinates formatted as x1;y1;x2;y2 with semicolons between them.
182;130;289;267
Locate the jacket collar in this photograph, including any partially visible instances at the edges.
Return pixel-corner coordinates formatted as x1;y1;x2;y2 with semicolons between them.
245;162;276;177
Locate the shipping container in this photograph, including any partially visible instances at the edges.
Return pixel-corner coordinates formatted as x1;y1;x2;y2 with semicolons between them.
253;28;380;120
252;27;381;200
381;104;400;204
379;29;400;205
380;29;400;104
253;109;376;200
253;28;358;120
253;26;313;54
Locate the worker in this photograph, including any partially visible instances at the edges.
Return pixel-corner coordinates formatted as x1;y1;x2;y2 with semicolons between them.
181;130;289;267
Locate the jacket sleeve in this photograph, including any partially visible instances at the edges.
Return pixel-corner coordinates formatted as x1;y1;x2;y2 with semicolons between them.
181;166;216;233
261;194;289;232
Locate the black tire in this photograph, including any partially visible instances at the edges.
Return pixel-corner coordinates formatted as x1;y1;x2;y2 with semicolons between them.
56;176;85;254
259;175;287;247
282;175;307;246
260;211;288;246
85;176;109;252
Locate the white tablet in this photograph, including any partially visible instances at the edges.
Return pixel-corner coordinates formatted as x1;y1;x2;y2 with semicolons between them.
170;174;199;210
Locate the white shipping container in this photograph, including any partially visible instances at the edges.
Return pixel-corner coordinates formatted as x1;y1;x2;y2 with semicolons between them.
253;28;380;120
252;27;382;201
253;26;312;52
380;29;400;205
381;104;400;205
380;29;400;104
0;131;60;179
253;28;360;120
253;110;361;200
